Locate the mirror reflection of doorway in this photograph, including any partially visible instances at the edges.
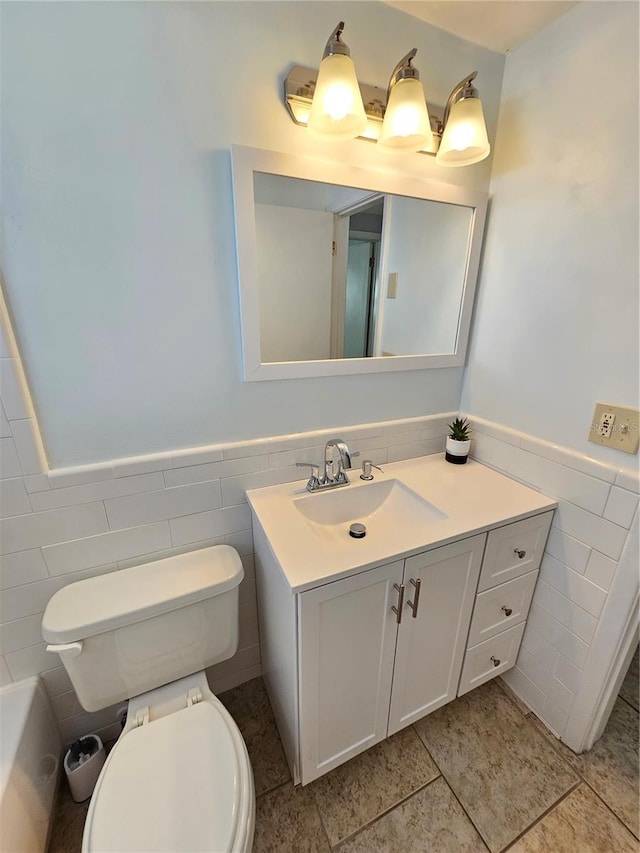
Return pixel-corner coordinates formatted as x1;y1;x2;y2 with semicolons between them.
344;238;377;358
343;200;383;358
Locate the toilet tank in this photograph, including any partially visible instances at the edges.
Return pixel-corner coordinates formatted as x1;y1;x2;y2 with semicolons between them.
42;545;244;712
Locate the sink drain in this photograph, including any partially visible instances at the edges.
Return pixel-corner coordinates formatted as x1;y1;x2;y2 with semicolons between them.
349;523;366;539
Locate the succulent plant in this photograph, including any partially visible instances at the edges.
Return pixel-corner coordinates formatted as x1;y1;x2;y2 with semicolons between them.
448;417;472;442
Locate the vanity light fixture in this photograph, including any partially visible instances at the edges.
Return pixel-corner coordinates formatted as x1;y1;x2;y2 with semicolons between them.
283;23;491;166
307;21;368;141
378;49;431;152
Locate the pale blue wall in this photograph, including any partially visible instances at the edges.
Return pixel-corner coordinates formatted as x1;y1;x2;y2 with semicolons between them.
462;0;639;463
1;1;504;465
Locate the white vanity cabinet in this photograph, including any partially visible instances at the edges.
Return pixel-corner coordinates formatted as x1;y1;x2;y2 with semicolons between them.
298;535;486;782
248;456;556;786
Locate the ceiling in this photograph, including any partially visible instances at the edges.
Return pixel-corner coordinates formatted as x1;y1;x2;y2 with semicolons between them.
383;1;579;53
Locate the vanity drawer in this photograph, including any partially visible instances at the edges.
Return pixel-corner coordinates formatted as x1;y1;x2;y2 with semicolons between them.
458;622;526;696
478;511;552;592
467;570;538;647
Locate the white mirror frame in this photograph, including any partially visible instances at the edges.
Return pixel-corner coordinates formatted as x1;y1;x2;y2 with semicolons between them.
231;145;488;381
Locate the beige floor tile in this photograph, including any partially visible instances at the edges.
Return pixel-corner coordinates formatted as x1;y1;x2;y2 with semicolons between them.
508;783;638;852
414;680;578;853
311;725;440;847
219;676;291;796
48;676;639;853
619;644;639;712
48;782;90;853
339;777;488;853
496;676;533;716
529;696;639;838
253;782;330;853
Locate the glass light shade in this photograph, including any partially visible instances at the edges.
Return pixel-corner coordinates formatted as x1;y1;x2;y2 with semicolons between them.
436;97;490;166
378;78;431;151
307;54;367;141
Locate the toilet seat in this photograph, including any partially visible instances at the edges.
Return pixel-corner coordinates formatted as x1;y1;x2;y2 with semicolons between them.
82;694;254;852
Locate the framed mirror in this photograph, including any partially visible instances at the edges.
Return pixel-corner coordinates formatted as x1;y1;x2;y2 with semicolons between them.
231;146;487;381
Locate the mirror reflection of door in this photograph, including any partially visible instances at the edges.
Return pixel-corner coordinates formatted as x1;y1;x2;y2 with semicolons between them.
344;239;376;358
252;171;476;365
333;198;384;359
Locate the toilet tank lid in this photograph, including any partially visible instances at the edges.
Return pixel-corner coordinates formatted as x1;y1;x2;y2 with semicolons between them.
42;545;244;644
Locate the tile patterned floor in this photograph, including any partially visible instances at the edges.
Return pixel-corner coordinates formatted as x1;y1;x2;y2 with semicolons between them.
48;652;640;853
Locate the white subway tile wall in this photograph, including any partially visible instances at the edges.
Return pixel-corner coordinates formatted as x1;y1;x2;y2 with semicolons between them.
0;358;34;420
1;437;25;478
0;402;12;438
1;299;637;750
468;414;638;740
0;396;451;744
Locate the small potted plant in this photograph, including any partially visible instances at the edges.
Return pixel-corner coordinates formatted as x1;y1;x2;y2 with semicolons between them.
446;417;472;464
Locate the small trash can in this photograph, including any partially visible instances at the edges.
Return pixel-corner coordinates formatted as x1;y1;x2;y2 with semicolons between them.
63;734;106;802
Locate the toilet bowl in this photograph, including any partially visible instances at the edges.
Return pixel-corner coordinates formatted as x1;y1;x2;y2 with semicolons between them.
42;546;255;853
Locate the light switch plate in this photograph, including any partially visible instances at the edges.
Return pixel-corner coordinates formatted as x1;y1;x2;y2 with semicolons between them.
387;272;398;299
588;402;639;454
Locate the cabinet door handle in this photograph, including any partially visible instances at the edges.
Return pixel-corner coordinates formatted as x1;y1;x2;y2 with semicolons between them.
407;578;421;618
514;548;526;559
501;605;513;616
490;656;501;667
391;583;405;624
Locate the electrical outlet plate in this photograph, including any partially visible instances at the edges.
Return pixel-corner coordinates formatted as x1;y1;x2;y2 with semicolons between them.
589;402;639;454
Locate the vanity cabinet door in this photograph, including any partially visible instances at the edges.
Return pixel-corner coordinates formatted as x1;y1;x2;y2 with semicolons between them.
298;561;404;785
387;534;486;736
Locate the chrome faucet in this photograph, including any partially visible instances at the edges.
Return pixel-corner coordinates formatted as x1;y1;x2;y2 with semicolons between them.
296;438;358;492
323;438;354;485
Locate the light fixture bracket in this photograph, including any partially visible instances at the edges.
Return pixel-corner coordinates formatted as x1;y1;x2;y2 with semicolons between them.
322;21;350;58
441;71;479;131
388;49;420;89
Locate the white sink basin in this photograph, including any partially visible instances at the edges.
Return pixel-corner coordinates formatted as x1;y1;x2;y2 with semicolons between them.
246;455;558;592
293;479;447;532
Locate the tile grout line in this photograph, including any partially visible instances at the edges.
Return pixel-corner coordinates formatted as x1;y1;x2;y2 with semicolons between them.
498;779;582;851
411;722;495;852
617;693;639;715
254;777;292;801
522;710;640;842
327;773;443;850
541;750;640;842
437;774;492;852
326;726;447;848
311;725;447;849
409;690;586;853
309;785;334;852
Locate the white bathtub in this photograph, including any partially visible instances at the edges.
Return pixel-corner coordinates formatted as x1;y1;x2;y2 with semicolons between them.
0;676;61;853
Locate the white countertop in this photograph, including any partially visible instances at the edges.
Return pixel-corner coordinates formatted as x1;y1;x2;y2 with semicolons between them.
246;454;556;593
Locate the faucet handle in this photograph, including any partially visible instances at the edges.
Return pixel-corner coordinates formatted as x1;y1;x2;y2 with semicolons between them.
296;462;320;492
360;459;383;480
296;461;320;476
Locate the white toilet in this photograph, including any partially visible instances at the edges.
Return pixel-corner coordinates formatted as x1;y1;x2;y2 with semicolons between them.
42;545;255;852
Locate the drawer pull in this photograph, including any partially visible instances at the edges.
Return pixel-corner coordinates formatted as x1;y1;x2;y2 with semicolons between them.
490;656;501;667
514;548;526;559
407;577;422;618
392;583;405;624
501;605;513;616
